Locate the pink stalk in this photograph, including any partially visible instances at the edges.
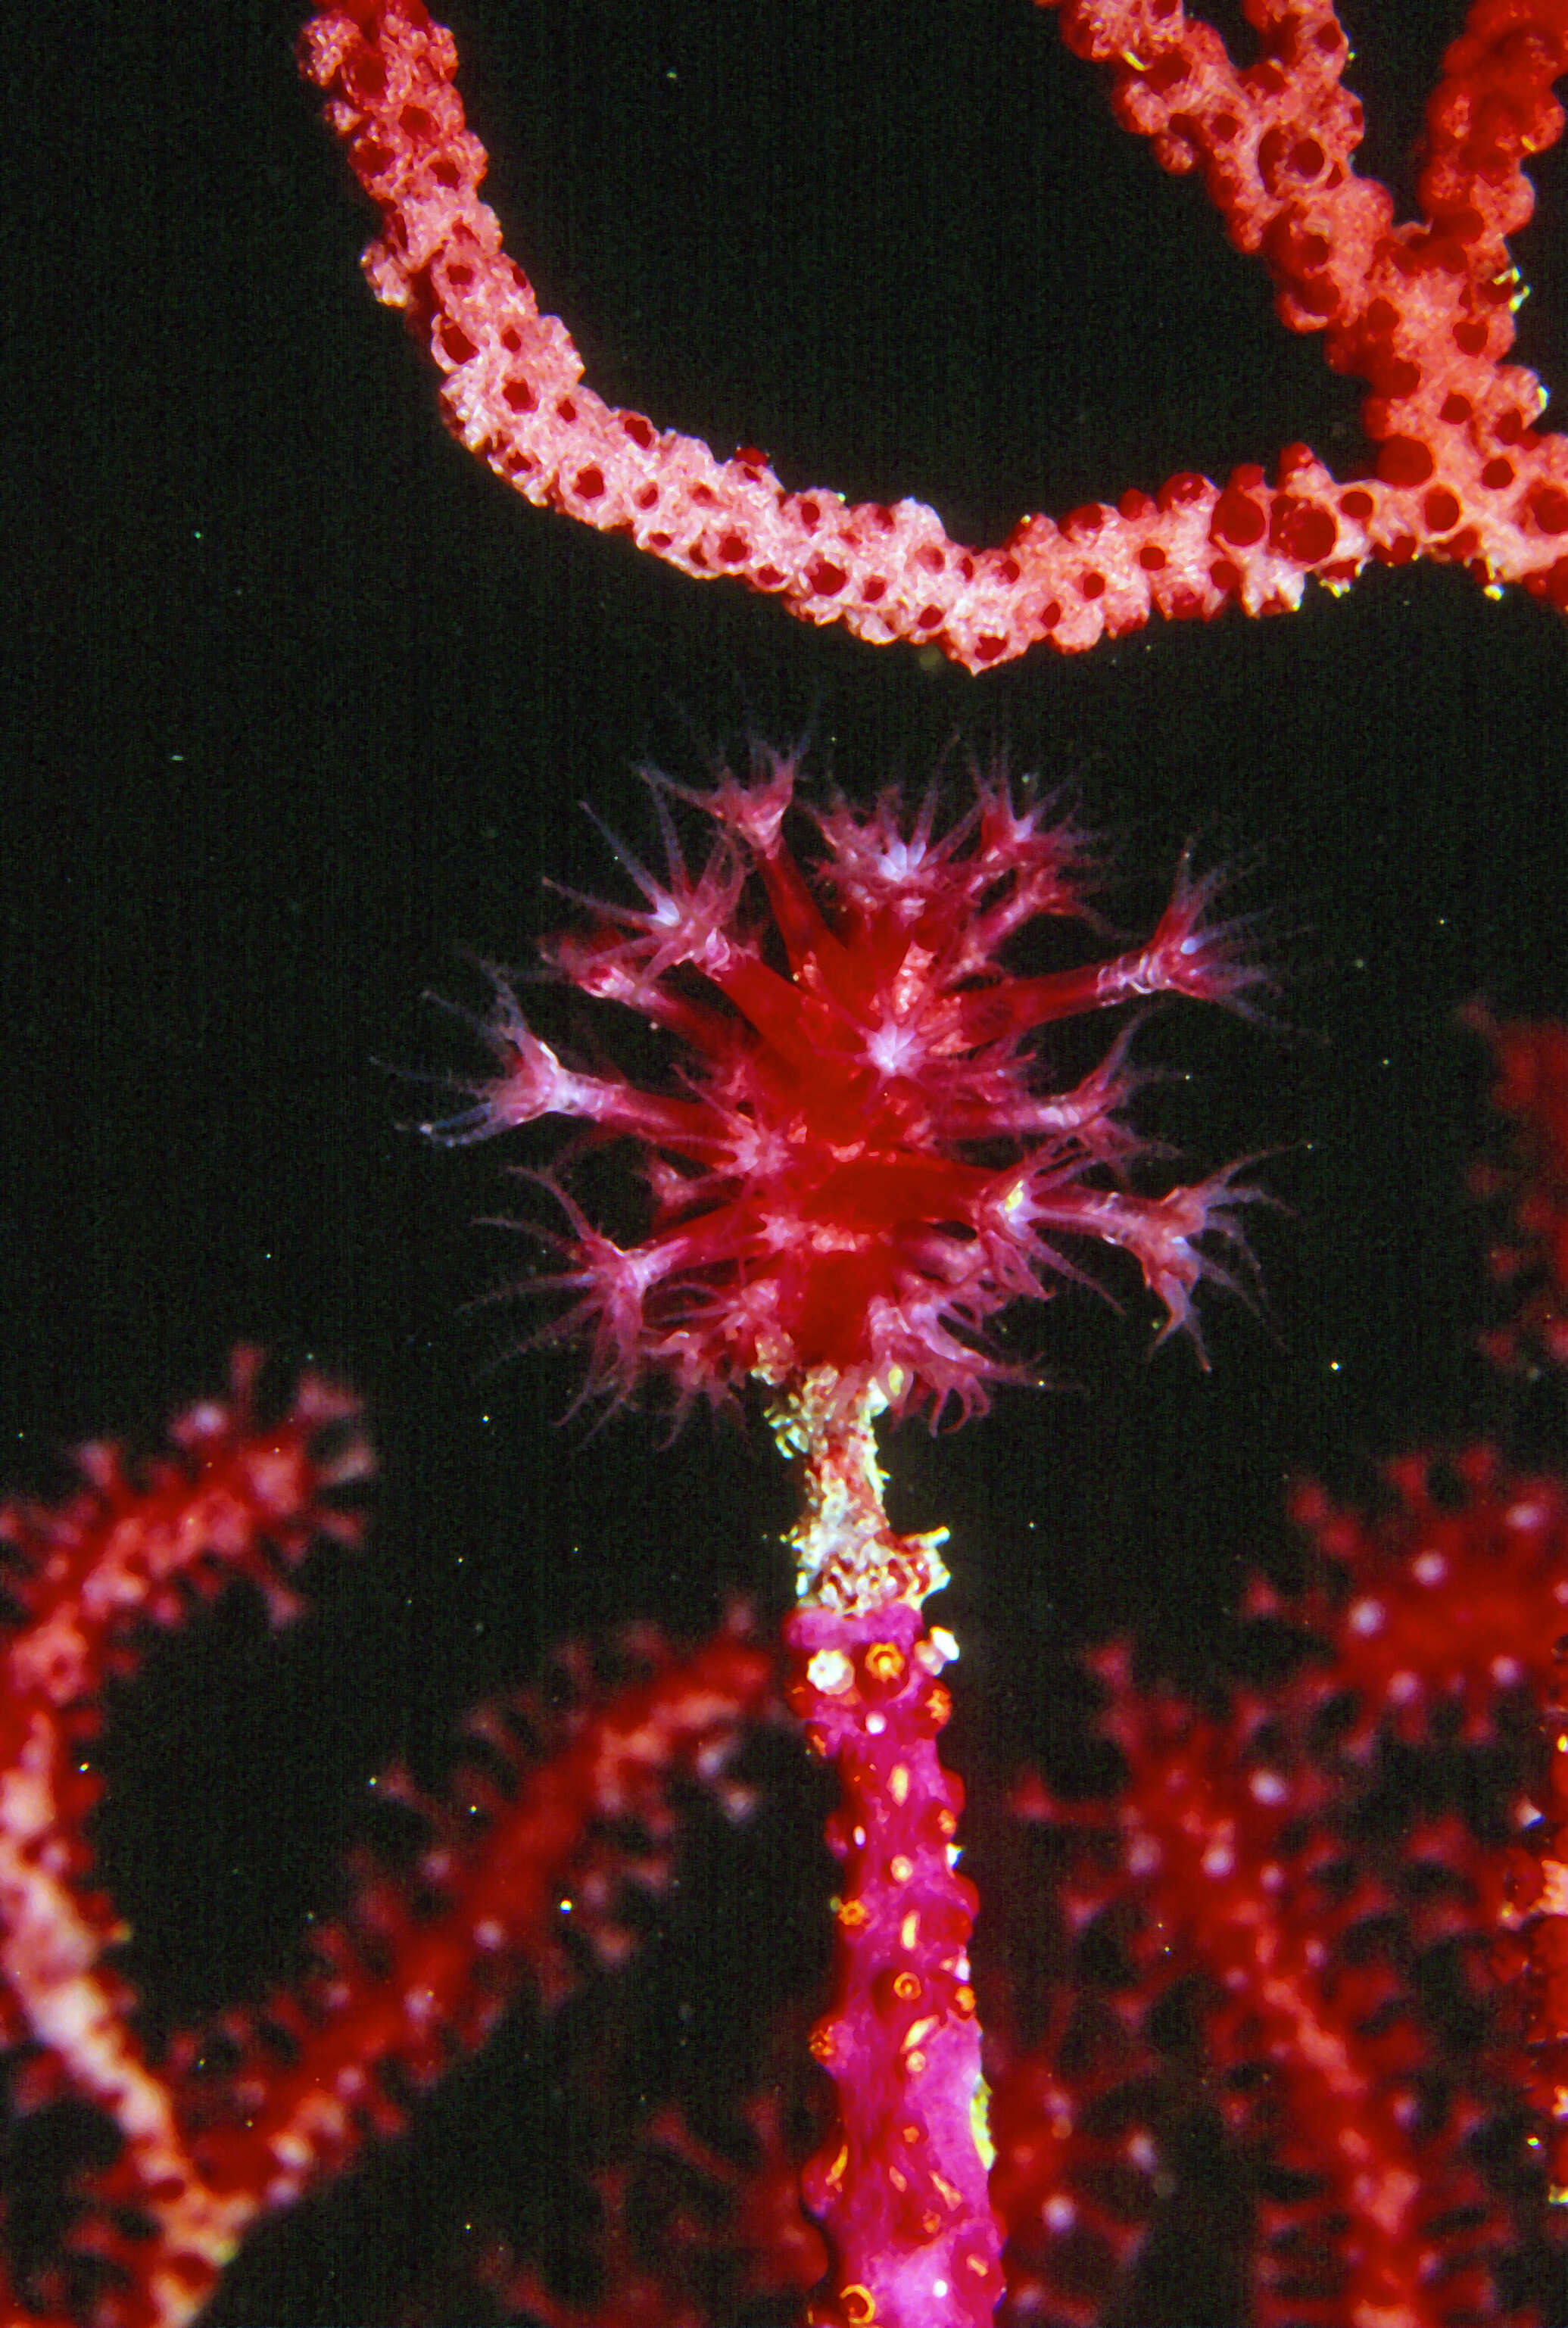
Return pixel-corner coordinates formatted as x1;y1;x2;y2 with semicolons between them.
779;1377;1002;2328
299;0;1568;669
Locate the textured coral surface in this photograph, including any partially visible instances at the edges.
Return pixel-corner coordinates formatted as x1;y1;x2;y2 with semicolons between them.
300;0;1568;664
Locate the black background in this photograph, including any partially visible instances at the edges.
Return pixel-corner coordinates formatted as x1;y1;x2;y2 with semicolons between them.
5;1;1568;2317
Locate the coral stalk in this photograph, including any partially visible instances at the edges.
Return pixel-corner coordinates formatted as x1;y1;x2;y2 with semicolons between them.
779;1376;1002;2328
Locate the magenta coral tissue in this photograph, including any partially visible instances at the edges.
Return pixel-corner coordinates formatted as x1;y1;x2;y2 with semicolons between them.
422;751;1270;2328
424;750;1270;1429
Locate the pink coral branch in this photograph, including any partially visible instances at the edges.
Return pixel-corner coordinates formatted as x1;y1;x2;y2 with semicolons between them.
301;0;1568;668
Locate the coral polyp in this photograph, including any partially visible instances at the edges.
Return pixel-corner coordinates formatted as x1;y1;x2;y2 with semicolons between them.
428;753;1267;1421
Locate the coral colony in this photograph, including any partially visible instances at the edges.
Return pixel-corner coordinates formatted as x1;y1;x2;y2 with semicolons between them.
14;1010;1568;2328
421;753;1267;2328
9;4;1568;2328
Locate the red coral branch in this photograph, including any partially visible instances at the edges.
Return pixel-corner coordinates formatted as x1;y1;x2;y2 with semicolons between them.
1470;1013;1568;1371
0;1367;774;2327
171;1618;776;2220
999;1463;1567;2326
0;1351;369;2327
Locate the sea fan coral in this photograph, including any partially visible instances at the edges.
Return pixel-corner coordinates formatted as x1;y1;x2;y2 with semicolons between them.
427;753;1268;1423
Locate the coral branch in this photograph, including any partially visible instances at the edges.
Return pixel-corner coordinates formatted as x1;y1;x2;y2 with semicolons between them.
173;1619;776;2217
1470;1011;1568;1371
0;1363;774;2328
0;1351;369;2328
1001;1441;1568;2328
301;0;1568;667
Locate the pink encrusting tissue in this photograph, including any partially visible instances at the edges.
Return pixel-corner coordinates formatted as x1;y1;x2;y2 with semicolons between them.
425;750;1267;2327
